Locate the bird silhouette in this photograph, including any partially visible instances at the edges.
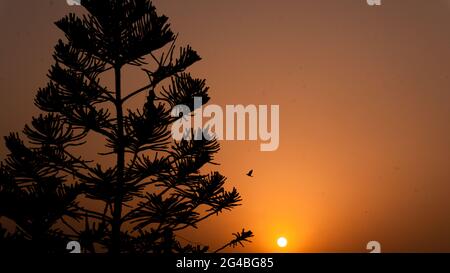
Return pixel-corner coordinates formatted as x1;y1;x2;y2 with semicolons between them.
246;170;253;177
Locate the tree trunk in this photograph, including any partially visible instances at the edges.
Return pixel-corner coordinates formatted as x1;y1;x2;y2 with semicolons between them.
112;66;124;254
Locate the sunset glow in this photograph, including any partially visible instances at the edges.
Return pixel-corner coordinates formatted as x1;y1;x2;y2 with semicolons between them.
277;237;288;248
1;0;450;253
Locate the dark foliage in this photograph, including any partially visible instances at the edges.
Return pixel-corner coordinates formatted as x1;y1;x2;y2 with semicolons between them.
0;0;252;254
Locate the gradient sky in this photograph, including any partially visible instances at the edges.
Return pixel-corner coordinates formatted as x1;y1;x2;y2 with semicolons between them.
1;0;450;252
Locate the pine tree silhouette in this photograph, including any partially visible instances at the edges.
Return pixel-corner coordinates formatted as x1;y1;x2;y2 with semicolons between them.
0;0;252;254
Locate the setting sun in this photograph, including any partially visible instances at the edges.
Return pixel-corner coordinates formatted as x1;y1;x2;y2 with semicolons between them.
277;237;288;248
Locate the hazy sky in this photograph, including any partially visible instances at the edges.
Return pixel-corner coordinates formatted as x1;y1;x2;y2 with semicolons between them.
1;0;450;252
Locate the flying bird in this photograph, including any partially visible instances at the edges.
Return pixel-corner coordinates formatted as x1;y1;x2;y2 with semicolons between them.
246;170;253;177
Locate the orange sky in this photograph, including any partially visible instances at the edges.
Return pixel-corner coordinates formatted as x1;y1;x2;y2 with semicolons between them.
1;0;450;252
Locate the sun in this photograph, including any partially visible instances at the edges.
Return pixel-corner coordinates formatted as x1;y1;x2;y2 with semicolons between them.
277;237;288;248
